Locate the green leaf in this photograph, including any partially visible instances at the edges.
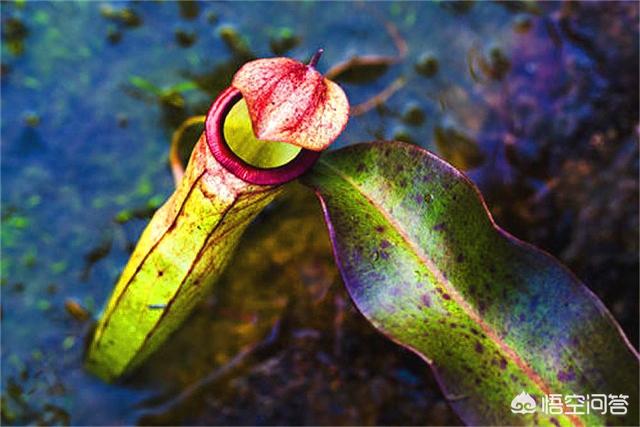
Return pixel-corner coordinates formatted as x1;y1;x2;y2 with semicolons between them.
128;76;163;96
302;141;638;426
86;136;282;381
167;80;200;94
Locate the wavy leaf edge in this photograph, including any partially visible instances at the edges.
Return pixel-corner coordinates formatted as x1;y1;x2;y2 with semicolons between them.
303;140;638;426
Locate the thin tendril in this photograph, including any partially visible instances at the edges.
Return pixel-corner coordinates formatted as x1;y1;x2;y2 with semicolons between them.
169;115;206;187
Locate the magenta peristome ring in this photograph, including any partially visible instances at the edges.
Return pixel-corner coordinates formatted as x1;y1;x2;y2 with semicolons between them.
205;87;322;186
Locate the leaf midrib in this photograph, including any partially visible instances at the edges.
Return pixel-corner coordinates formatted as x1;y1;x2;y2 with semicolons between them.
318;159;583;427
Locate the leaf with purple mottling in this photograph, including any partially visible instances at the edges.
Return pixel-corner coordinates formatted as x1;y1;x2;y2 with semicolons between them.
302;141;638;426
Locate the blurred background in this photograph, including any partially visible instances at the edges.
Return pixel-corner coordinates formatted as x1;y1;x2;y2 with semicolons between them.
1;1;638;425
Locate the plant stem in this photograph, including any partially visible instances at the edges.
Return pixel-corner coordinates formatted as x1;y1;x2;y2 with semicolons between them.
308;48;324;68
